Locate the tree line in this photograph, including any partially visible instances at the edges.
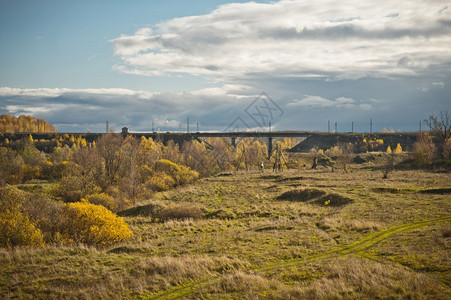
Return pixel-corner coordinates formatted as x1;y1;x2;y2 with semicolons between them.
0;114;58;133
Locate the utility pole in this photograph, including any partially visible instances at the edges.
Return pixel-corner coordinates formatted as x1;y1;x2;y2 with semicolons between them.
197;122;199;132
269;121;271;132
152;120;154;132
328;120;330;133
370;118;373;134
335;122;337;133
106;121;109;133
352;121;354;133
187;117;190;133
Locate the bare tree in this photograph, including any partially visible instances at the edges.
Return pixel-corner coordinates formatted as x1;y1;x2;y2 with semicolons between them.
337;142;353;173
413;132;436;167
382;153;394;179
424;111;450;157
95;133;125;185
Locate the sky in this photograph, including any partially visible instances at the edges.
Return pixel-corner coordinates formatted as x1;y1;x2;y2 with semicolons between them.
0;0;450;133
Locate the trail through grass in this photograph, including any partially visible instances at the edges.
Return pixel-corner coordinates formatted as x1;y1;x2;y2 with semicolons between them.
142;216;450;300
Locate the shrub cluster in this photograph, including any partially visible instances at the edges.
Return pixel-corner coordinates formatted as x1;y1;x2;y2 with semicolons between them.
0;185;132;248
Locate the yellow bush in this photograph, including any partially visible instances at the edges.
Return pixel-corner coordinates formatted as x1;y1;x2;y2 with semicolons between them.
386;146;392;154
177;165;199;185
394;143;402;153
146;171;176;191
84;193;118;212
154;159;182;175
0;207;44;248
139;164;154;181
154;159;199;185
61;202;132;246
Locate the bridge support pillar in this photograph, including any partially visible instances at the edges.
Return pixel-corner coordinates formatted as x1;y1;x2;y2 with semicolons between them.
268;137;273;158
231;137;236;148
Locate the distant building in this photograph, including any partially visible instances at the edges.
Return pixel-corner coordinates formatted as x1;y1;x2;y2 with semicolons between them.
121;127;129;134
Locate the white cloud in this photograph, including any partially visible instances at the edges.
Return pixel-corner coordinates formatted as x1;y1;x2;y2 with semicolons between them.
288;95;372;110
432;81;445;88
288;96;334;107
111;0;451;82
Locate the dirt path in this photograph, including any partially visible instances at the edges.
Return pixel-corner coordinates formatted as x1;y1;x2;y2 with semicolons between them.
141;216;451;300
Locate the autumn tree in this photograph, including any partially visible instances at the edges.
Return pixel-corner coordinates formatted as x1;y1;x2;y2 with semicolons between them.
0;114;57;133
0;147;24;185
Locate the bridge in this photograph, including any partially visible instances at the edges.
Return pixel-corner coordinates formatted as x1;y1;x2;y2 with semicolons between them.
136;130;315;156
0;131;418;156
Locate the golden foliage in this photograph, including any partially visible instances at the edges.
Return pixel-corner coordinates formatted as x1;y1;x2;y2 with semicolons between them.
154;159;199;185
394;143;402;153
61;202;132;246
0;114;57;133
145;171;176;192
0;207;44;248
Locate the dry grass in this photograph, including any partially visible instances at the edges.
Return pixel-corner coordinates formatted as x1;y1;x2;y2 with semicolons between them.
1;167;450;299
197;256;446;299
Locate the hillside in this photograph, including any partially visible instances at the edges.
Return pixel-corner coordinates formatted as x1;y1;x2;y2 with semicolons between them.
1;167;450;299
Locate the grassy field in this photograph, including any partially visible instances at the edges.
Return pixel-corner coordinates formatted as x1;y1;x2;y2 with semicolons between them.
1;164;450;299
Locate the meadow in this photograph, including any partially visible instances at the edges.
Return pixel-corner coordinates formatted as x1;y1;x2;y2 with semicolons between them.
1;159;450;299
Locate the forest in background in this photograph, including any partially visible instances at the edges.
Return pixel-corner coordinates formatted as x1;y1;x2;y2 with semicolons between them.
0;112;449;248
0;115;58;133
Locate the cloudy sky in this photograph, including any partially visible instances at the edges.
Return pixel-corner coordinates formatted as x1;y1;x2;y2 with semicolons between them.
1;0;450;133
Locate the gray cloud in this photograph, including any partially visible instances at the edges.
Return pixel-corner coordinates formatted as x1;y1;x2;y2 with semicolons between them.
0;87;258;132
2;79;449;134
